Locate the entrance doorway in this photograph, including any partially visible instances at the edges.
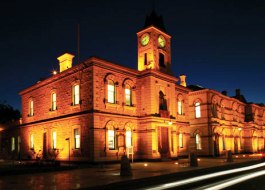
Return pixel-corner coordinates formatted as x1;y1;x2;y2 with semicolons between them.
158;127;170;158
213;134;220;157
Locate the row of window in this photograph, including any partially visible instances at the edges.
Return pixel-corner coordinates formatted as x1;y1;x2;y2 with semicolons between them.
28;84;80;116
29;128;80;150
107;80;133;106
178;133;202;150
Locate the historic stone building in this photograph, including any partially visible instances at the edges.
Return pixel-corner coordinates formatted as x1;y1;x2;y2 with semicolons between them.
2;11;265;162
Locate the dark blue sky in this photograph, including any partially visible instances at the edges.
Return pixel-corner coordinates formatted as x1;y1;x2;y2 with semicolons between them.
1;0;265;110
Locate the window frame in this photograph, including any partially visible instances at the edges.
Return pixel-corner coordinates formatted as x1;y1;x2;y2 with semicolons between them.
51;92;57;111
30;134;34;149
195;102;201;118
108;127;116;150
72;84;80;106
52;131;57;149
125;84;132;106
195;133;202;150
179;133;183;148
74;128;80;149
29;99;34;116
125;127;132;148
107;80;116;104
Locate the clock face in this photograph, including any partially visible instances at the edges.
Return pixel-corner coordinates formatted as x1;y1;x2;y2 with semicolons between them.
158;35;166;47
140;33;150;46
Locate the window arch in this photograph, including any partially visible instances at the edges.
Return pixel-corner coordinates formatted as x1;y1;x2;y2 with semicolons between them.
107;80;116;104
195;102;201;118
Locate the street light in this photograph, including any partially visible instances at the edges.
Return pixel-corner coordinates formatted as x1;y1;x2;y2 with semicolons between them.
65;138;70;166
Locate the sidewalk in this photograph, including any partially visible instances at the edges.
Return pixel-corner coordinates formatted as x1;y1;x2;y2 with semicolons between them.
0;154;262;190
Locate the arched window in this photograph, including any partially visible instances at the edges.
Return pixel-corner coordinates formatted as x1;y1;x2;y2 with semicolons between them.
29;99;34;116
74;128;80;149
179;133;183;148
51;93;57;111
125;84;132;106
195;133;202;150
125;127;132;148
52;131;57;149
107;80;115;104
108;127;115;150
159;53;165;67
195;102;201;118
178;100;184;115
159;91;167;111
73;84;80;105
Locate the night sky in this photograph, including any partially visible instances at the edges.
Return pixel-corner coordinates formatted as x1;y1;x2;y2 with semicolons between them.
1;0;265;110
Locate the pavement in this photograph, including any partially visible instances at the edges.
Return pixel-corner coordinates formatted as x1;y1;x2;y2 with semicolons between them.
0;154;263;190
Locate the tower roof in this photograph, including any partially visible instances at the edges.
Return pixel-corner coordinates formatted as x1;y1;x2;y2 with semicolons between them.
144;10;166;32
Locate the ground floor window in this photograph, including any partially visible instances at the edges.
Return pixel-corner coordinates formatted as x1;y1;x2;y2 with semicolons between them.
179;133;183;148
125;128;132;148
222;136;226;150
196;134;202;150
30;134;34;149
11;137;15;151
74;128;80;149
108;128;115;150
52;131;57;149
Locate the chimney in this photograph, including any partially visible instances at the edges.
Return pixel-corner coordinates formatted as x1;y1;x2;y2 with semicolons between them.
57;53;75;73
179;74;187;87
236;89;240;97
221;91;227;96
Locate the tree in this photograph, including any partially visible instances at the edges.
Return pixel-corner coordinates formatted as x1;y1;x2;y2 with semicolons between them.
0;103;20;124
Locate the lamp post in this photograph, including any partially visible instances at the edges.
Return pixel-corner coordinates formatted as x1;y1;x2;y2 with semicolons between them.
65;138;70;166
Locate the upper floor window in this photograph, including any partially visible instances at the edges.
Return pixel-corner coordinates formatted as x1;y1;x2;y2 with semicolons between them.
51;93;57;111
159;91;167;111
73;85;80;105
195;133;202;150
29;99;34;116
74;128;80;149
179;133;183;148
52;131;57;149
195;102;201;118
125;85;132;106
178;100;184;115
107;80;115;104
108;127;115;150
125;127;132;148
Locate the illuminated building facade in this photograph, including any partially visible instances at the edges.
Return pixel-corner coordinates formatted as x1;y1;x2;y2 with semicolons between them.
2;11;265;162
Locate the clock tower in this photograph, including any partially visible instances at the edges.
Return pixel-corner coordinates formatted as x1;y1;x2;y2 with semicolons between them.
137;11;172;75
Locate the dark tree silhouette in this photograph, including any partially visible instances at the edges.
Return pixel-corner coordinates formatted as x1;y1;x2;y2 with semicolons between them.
0;103;20;124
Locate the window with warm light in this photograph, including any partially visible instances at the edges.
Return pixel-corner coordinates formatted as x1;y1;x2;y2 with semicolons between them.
125;128;132;148
107;80;115;104
125;85;132;106
74;128;80;149
11;137;15;151
17;136;21;153
73;85;80;105
179;133;183;148
196;133;202;150
29;100;34;116
108;128;115;150
51;93;56;111
178;100;184;115
222;136;226;150
30;134;34;149
195;102;201;118
52;131;57;149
